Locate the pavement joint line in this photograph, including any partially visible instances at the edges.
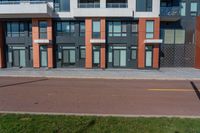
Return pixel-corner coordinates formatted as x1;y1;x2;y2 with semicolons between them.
148;89;195;92
0;111;200;119
0;75;200;81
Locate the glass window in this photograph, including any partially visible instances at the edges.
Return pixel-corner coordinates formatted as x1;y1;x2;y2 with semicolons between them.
28;23;32;37
180;2;186;16
39;21;47;39
56;21;75;36
131;47;137;60
6;22;25;37
80;22;85;37
164;30;175;44
132;23;138;33
80;46;86;59
175;30;185;44
54;0;70;12
163;29;185;44
92;20;101;38
136;0;152;12
108;46;112;63
190;2;198;16
146;21;154;39
108;21;127;37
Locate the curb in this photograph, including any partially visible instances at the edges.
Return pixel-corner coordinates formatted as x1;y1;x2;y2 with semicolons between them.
0;111;200;119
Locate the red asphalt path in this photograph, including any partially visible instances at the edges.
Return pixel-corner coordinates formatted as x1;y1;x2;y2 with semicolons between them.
0;77;200;116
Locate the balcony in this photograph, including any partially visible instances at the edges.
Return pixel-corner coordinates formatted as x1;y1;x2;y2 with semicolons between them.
160;7;181;21
106;3;128;8
78;3;100;8
0;1;53;18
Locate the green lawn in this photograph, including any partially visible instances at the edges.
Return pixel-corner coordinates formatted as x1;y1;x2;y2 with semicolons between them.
0;114;200;133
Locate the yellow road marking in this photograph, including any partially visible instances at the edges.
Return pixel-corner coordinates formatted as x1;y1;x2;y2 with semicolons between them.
148;89;193;92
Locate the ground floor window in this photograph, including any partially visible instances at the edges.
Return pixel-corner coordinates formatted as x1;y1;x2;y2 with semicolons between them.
108;45;127;68
79;46;86;59
7;45;32;68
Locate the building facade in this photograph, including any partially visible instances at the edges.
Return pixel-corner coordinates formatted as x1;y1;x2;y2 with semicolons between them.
0;0;199;69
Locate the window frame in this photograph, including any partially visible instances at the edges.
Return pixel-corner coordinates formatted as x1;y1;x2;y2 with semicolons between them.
108;21;127;37
56;21;75;36
146;21;154;39
39;21;48;39
92;20;101;39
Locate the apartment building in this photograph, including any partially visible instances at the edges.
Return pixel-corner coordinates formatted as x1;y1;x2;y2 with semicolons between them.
0;0;199;69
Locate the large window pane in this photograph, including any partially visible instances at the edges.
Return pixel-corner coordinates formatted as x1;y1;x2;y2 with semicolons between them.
136;0;152;12
175;30;185;44
146;21;154;39
180;2;186;16
92;20;100;38
120;50;126;67
190;2;198;16
164;30;175;44
39;21;47;39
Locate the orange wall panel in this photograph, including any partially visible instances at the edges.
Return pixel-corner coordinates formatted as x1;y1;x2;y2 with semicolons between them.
138;18;160;69
32;18;53;68
85;18;93;68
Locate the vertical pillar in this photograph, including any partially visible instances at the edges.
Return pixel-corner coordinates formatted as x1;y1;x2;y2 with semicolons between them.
138;18;146;68
85;18;93;68
32;18;53;68
100;18;106;69
153;18;160;69
0;21;5;68
195;17;200;69
138;18;160;69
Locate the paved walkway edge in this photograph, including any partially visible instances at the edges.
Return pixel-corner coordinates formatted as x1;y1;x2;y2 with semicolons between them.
0;75;200;81
1;111;200;119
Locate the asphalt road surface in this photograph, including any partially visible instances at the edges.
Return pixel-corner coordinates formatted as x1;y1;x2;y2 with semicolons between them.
0;77;200;116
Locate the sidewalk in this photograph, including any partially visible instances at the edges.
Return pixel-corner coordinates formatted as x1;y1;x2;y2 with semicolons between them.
0;67;199;80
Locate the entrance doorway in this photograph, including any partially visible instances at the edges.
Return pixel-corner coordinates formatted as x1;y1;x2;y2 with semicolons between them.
93;46;101;68
145;46;153;68
40;45;48;67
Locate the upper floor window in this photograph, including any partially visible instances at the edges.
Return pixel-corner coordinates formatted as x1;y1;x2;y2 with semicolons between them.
146;21;154;39
180;2;186;16
79;22;85;37
190;2;198;16
56;22;75;36
136;0;152;12
39;21;47;39
108;21;127;37
131;23;138;33
28;23;32;37
6;22;25;37
54;0;70;12
92;20;101;38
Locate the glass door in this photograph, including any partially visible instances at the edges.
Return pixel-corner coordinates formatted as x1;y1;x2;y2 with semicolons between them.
12;47;26;67
93;46;101;68
145;46;153;68
40;46;48;67
113;46;127;67
62;46;76;67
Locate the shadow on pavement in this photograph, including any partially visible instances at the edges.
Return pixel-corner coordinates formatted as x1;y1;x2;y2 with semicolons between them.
0;78;48;88
190;81;200;101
